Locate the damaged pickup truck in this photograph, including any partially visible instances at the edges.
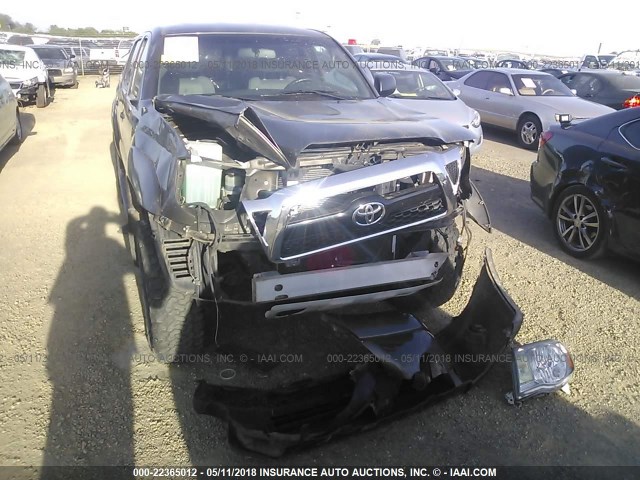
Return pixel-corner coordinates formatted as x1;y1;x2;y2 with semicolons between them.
112;24;574;455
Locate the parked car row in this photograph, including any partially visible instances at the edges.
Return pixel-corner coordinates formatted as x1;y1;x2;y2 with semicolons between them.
0;43;80;108
447;69;616;149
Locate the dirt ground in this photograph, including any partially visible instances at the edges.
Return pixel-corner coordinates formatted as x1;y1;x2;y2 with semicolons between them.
0;77;638;470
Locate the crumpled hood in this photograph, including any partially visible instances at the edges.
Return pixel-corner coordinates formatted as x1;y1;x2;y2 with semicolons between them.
390;97;475;126
154;94;475;168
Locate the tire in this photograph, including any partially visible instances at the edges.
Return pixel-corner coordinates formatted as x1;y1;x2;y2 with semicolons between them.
113;148;138;265
71;81;79;89
36;83;47;108
133;212;204;361
552;186;607;259
517;114;542;150
9;109;23;145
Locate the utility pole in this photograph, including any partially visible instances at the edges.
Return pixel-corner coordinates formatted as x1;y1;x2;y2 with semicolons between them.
597;42;602;54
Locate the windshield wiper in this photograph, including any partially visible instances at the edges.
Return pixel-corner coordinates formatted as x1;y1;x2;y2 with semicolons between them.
267;90;354;100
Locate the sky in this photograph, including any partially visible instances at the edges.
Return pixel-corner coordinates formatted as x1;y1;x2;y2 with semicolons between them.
1;1;634;57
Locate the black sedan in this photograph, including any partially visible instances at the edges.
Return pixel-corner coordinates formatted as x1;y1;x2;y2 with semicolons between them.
530;107;640;260
559;71;640;110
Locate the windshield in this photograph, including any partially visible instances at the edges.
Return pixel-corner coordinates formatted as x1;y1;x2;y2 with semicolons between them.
439;58;471;71
157;34;374;100
0;49;26;64
378;69;455;100
512;74;574;96
33;48;68;60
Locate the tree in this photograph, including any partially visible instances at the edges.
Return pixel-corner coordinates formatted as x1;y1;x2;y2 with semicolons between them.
1;12;137;37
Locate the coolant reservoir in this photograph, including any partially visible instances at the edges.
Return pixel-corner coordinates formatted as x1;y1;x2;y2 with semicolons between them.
183;163;223;208
182;141;224;208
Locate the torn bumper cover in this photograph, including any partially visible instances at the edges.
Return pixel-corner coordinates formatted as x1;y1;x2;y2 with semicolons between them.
193;249;523;456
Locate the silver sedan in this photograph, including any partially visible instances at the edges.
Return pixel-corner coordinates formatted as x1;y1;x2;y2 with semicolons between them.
447;68;615;149
366;63;483;154
0;73;22;153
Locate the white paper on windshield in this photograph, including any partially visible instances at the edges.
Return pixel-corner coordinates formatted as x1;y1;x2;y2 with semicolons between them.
162;36;199;62
521;77;536;88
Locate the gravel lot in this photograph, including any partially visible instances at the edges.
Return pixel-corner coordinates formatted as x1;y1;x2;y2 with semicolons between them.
0;79;638;470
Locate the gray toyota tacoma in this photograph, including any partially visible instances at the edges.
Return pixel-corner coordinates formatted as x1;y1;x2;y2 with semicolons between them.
111;24;571;455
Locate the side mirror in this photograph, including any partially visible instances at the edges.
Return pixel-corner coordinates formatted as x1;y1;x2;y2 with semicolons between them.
429;67;440;74
70;54;76;59
373;72;397;97
498;87;514;96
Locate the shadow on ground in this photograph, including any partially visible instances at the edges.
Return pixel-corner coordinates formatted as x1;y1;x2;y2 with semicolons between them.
41;207;135;474
0;112;36;174
481;125;524;150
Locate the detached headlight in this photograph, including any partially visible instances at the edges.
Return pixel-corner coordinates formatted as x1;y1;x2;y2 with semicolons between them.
22;77;39;87
470;110;481;128
507;339;574;404
63;67;74;73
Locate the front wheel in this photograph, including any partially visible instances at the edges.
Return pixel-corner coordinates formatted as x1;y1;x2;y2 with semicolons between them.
517;114;542;150
552;186;607;259
133;213;205;361
36;83;47;108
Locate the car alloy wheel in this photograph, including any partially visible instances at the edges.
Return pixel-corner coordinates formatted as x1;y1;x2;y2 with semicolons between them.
556;193;600;253
520;121;538;146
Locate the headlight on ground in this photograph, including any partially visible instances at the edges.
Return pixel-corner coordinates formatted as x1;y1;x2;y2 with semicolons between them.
507;339;574;404
471;110;481;128
22;77;38;87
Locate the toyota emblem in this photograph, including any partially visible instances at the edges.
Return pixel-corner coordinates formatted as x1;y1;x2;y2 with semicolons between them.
352;202;385;226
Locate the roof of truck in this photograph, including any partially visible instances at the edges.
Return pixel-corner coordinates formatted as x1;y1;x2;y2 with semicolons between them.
143;23;330;38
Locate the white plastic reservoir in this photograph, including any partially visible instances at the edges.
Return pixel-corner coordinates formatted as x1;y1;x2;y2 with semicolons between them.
183;162;223;208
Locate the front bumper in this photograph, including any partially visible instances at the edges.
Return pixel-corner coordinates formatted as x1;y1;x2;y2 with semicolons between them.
468;125;483;155
48;69;77;86
9;83;38;101
254;252;450;318
194;249;523;456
